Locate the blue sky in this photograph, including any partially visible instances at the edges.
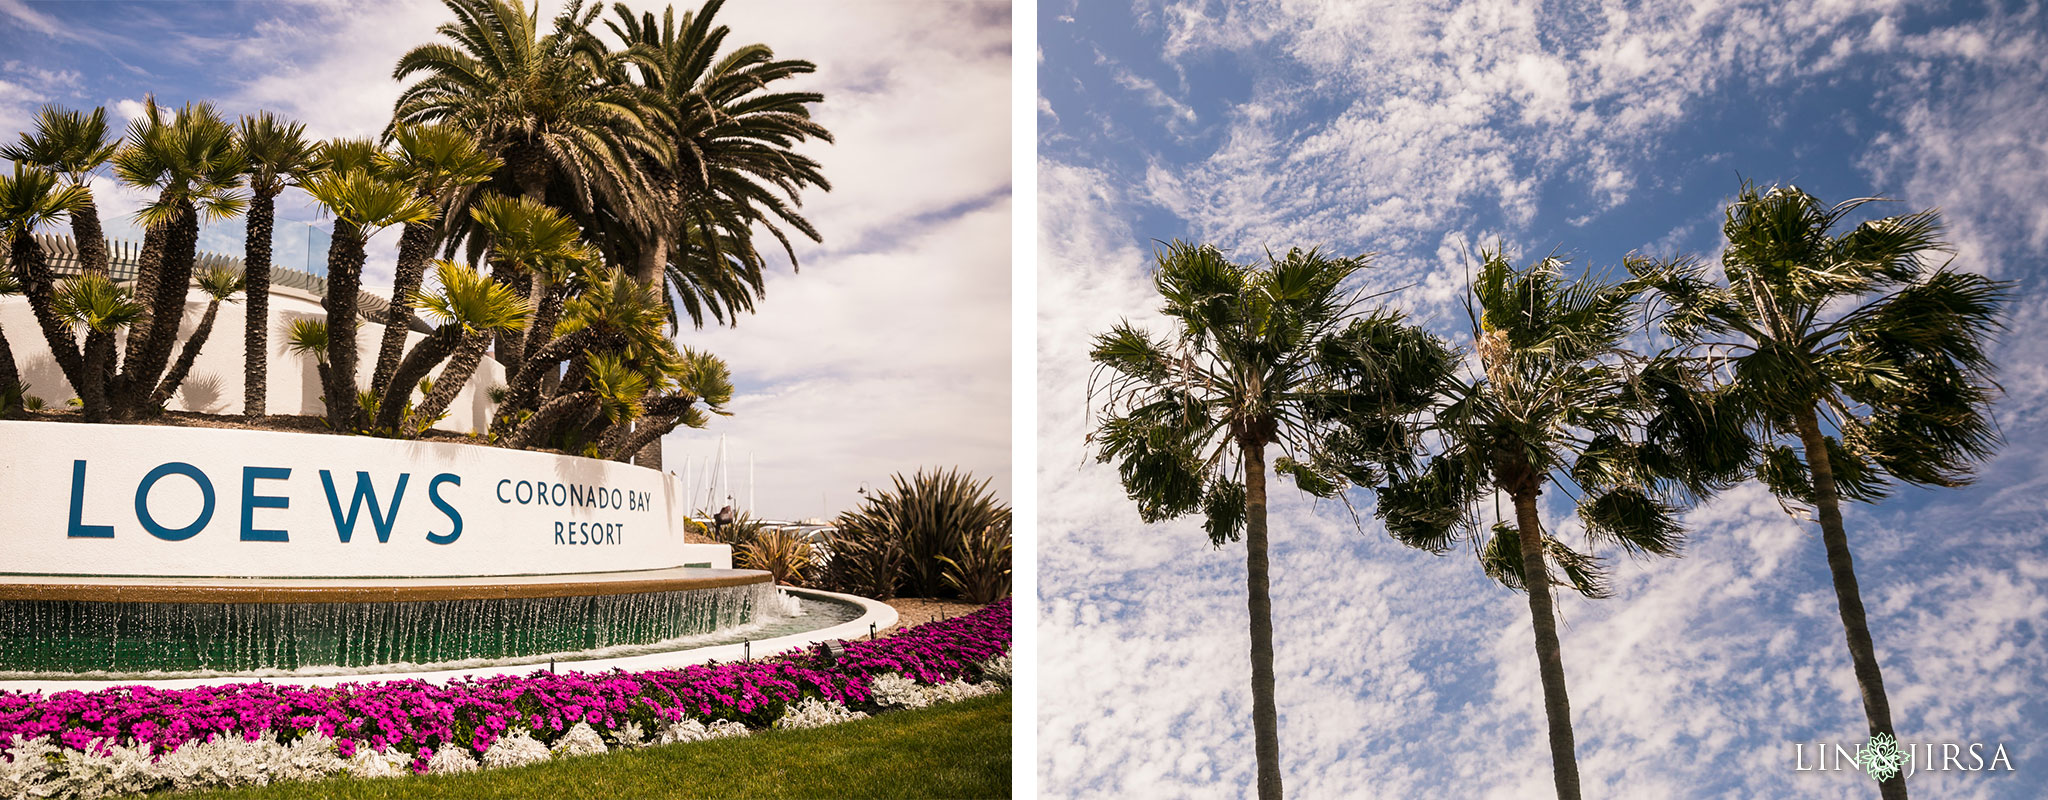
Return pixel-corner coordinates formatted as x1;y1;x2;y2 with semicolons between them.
1;0;1011;519
1038;1;2048;797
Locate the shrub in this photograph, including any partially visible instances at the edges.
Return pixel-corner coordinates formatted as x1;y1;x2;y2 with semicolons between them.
824;468;1011;600
938;519;1012;604
735;528;814;586
818;515;907;600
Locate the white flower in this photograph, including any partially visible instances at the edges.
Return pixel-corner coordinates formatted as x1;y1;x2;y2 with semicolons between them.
274;733;348;783
774;698;868;731
868;673;932;710
151;735;280;792
345;746;413;779
426;743;479;775
481;728;551;769
43;737;161;799
979;654;1012;685
0;734;65;799
928;679;1003;704
550;723;608;758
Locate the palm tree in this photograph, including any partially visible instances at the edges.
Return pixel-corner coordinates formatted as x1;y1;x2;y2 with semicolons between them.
235;112;321;417
1376;250;1750;799
1633;184;2010;800
0;165;100;415
401;258;531;437
606;0;831;309
48;272;144;417
147;266;244;410
466;192;584;378
499;266;673;452
108;98;247;419
368;123;501;399
595;344;730;461
392;0;652;211
0;105;120;276
300;167;436;430
1087;241;1454;800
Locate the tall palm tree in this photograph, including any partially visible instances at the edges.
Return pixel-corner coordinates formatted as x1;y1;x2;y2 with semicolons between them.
368;123;501;399
401;258;531;437
300;167;436;430
1376;250;1750;799
606;0;831;312
1633;184;2010;800
109;98;247;419
391;0;652;213
235;111;321;417
1087;241;1454;800
0;105;120;276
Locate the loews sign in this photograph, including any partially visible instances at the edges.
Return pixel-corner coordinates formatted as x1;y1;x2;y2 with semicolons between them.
0;421;683;578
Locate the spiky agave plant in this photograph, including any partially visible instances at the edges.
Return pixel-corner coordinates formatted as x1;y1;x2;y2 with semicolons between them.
736;527;814;586
838;468;1010;600
819;508;907;600
936;519;1012;604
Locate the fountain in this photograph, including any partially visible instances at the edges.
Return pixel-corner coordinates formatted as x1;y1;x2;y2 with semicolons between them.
0;421;885;683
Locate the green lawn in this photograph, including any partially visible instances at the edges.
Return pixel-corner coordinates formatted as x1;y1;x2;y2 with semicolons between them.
168;693;1011;800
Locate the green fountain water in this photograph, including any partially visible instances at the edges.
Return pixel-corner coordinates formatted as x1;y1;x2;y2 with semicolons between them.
0;582;777;674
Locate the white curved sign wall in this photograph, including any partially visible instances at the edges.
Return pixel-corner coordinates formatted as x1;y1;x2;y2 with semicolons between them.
0;421;722;578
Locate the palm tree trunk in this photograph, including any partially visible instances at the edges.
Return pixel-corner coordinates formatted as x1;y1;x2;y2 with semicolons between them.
243;189;277;417
68;191;110;276
404;330;489;437
490;329;584;439
370;221;437;399
1240;440;1283;800
77;327;114;422
519;281;564;373
509;390;596;449
634;435;663;470
0;317;22;405
321;221;366;430
488;261;529;371
7;233;87;391
374;325;462;433
148;298;221;409
1795;408;1908;800
119;221;167;381
1512;488;1582;800
115;203;199;418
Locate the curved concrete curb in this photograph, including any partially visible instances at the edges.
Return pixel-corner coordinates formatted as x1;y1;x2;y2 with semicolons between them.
0;587;898;694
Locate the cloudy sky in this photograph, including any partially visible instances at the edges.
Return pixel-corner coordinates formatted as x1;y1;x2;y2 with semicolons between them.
1039;1;2047;798
0;0;1010;520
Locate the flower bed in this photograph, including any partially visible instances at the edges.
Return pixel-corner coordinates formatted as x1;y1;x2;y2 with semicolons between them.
0;600;1010;798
